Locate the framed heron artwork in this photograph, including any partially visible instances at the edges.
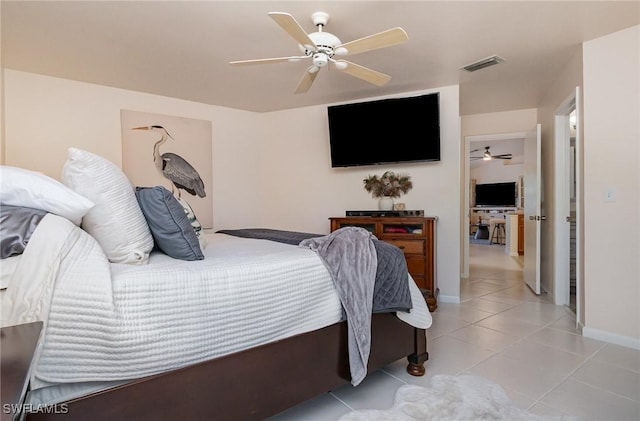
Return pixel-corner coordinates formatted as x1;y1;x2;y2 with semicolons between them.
120;110;213;229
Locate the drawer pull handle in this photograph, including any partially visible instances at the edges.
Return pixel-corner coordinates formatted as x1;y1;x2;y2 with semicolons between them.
398;246;405;249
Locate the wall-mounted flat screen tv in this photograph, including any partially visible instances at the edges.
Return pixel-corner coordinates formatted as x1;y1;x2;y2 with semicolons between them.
475;182;517;207
327;93;440;167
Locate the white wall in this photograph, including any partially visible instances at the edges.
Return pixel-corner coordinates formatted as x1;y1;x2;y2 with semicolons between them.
582;25;640;346
3;71;462;303
3;70;264;230
462;109;538;137
470;161;523;185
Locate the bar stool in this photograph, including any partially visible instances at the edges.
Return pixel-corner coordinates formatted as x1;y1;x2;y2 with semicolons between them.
490;219;506;245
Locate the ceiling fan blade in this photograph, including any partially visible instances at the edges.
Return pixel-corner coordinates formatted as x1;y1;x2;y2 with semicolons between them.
294;69;318;94
336;60;391;86
337;27;408;56
229;55;308;66
268;12;316;50
495;156;513;159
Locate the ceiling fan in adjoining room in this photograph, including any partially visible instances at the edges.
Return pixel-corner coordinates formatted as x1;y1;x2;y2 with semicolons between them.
229;11;408;94
470;146;512;161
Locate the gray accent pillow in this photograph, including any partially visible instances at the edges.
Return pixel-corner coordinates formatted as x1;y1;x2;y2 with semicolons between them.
135;187;204;261
0;205;48;258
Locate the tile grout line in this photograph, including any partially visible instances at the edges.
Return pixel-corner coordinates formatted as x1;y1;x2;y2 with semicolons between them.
526;342;610;411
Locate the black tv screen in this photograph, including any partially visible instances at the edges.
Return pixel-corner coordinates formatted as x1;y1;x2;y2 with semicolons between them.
327;93;440;167
475;182;517;207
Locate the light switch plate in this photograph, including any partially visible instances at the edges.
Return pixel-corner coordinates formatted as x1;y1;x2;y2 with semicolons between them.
604;187;616;203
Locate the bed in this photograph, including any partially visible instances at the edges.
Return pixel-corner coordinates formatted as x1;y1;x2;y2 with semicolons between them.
0;150;430;420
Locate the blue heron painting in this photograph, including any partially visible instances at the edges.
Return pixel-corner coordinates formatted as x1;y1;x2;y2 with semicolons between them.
132;125;206;199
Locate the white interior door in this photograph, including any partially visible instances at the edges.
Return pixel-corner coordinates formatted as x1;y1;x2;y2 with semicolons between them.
574;87;584;327
553;87;583;327
524;124;542;294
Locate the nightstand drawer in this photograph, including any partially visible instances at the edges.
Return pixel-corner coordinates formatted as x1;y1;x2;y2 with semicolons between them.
406;257;426;276
386;239;424;255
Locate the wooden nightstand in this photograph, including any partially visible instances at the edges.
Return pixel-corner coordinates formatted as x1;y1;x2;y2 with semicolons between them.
330;216;438;311
1;322;43;421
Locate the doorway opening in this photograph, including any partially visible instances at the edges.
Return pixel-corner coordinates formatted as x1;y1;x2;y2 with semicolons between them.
463;133;527;286
463;126;543;299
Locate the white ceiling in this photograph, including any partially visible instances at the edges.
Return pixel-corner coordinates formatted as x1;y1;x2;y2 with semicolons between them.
2;1;639;115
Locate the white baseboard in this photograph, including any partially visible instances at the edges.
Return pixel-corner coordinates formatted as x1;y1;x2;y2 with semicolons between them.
582;326;640;350
437;295;460;304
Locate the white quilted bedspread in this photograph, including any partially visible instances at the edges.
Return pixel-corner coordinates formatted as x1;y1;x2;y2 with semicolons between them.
2;214;343;384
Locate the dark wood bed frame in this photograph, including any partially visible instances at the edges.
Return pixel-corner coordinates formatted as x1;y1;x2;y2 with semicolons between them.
27;313;427;420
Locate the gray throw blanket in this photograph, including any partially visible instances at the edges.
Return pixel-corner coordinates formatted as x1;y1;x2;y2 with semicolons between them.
216;228;412;313
299;227;377;386
216;228;322;246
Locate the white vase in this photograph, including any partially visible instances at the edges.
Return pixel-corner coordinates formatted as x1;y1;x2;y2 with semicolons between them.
378;196;394;210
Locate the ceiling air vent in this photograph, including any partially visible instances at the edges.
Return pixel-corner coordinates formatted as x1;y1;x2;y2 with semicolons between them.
462;55;505;72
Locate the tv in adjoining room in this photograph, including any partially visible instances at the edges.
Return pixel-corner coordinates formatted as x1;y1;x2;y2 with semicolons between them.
327;93;440;167
475;182;517;207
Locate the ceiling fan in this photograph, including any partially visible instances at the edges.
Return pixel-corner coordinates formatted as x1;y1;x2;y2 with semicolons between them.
470;146;512;161
229;11;408;94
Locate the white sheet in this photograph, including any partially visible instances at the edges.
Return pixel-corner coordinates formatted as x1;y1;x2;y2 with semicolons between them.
3;214;430;394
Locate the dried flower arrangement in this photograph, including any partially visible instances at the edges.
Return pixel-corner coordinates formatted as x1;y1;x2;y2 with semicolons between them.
363;171;413;198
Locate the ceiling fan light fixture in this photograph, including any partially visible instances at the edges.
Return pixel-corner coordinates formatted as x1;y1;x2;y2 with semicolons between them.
230;11;408;93
471;146;512;162
309;31;341;49
312;52;329;67
334;60;348;70
462;55;505;72
334;46;348;56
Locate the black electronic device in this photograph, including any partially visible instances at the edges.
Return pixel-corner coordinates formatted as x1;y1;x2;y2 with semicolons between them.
327;93;440;167
345;210;424;217
474;182;517;207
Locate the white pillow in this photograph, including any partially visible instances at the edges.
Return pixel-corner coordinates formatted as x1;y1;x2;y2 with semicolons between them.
61;148;153;264
0;166;94;225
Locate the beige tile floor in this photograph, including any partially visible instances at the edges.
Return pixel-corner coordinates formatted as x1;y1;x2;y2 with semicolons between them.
270;244;640;420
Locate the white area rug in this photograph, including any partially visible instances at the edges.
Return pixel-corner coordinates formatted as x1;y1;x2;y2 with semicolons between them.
339;375;579;421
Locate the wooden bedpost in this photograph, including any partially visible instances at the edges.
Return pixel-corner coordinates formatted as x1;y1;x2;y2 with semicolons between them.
406;328;428;376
